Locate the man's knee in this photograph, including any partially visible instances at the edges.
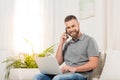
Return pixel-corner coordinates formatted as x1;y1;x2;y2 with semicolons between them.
52;75;63;80
32;74;42;80
32;74;49;80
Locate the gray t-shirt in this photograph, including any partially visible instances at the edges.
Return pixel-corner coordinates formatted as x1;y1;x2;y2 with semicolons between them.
63;33;99;77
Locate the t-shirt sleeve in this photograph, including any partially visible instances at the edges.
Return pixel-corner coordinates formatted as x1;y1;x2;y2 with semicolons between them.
87;38;99;57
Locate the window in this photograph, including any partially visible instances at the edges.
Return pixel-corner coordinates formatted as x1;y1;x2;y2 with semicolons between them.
13;0;45;54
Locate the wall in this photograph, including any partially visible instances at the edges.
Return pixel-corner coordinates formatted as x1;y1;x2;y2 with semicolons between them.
54;0;106;51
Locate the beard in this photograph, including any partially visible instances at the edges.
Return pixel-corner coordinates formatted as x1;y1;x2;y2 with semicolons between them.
69;29;79;39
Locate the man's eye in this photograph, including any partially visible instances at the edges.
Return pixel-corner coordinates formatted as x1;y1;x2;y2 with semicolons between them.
67;27;70;29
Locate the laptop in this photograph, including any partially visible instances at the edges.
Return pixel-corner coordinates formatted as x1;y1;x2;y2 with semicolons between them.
35;56;62;75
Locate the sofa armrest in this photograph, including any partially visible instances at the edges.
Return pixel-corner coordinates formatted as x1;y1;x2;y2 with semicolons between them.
89;51;106;80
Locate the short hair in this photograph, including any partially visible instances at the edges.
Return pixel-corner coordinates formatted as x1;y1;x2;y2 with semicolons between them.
64;15;78;22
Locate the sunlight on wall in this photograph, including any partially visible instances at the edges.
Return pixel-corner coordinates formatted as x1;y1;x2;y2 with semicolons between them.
13;0;45;54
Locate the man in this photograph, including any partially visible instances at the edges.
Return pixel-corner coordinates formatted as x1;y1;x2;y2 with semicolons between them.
33;15;99;80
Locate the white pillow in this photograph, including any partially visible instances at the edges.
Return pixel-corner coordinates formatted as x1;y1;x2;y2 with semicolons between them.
100;50;120;80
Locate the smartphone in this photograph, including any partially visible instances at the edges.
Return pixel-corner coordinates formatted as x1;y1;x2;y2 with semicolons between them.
65;28;69;39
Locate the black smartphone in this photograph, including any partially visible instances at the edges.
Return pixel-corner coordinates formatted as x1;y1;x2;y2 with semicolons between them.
65;28;69;39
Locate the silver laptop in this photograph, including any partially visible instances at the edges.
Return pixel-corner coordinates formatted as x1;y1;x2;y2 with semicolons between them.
35;56;62;75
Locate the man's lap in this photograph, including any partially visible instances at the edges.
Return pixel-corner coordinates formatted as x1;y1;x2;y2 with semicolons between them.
33;73;87;80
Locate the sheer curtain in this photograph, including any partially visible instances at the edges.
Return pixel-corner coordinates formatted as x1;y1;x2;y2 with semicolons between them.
106;0;120;50
13;0;55;54
0;0;15;79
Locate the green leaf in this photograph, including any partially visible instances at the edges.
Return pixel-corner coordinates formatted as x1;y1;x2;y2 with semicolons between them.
38;44;55;57
2;44;55;80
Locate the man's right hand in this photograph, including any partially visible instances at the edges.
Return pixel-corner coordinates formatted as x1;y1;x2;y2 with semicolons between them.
60;32;68;45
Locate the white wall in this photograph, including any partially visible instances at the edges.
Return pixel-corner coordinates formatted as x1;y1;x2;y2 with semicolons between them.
54;0;106;51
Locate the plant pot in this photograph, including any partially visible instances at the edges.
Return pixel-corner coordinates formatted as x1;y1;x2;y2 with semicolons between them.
9;68;40;80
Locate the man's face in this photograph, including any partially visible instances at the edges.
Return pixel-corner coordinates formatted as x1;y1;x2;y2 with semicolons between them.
65;19;80;38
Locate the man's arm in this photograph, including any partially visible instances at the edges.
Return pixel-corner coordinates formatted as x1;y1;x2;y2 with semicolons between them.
62;56;99;72
56;43;64;65
74;56;99;72
56;33;68;65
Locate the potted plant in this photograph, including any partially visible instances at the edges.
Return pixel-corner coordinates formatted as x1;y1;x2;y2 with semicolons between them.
2;44;55;80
